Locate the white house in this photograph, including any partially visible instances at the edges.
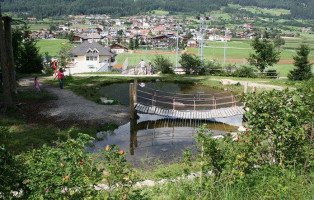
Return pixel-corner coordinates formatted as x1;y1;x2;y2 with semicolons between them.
68;42;116;74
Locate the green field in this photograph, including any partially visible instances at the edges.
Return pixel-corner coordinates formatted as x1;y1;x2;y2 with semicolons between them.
36;39;69;56
116;53;177;66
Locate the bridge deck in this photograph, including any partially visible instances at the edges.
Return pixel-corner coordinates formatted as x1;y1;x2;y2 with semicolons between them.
135;103;245;119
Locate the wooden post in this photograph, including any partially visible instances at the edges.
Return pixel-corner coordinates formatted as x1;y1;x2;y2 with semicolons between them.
133;78;137;104
244;82;248;94
0;3;13;108
130;83;135;119
252;86;256;93
4;17;17;94
214;97;217;109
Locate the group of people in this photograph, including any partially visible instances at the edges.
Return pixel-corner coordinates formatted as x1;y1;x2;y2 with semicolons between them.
34;60;65;92
139;59;153;75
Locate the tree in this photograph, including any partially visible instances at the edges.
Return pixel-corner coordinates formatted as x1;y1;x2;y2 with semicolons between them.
247;32;280;72
134;36;139;49
129;38;134;50
274;35;285;49
153;55;173;74
68;31;74;43
0;2;13;107
4;16;17;94
179;53;201;74
59;43;73;69
12;25;43;73
288;44;313;81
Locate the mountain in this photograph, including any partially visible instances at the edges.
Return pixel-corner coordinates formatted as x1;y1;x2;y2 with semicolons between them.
2;0;314;19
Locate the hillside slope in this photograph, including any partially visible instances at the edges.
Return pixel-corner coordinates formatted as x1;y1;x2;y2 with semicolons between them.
2;0;313;19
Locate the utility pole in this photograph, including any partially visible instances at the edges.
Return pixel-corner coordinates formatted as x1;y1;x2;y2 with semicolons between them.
200;19;204;64
223;28;227;64
175;23;179;69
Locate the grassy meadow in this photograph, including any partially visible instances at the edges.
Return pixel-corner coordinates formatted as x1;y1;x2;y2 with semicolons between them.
36;39;70;56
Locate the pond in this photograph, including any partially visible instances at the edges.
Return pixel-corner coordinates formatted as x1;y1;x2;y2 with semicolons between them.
90;82;244;167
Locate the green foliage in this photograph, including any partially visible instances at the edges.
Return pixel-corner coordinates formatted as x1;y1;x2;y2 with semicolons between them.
274;35;285;49
243;89;312;168
288;44;313;81
58;43;73;69
68;31;75;43
179;53;201;74
153;55;173;74
233;65;257;78
247;32;281;72
129;38;134;50
102;145;135;199
21;134;102;199
0;143;27;199
43;52;54;75
199;60;222;75
13;25;43;73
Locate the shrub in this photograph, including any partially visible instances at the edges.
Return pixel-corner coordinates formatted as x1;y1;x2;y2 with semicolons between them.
0;144;27;199
179;53;201;74
233;65;257;78
153;55;173;74
199;60;222;75
243;89;312;168
21;134;103;199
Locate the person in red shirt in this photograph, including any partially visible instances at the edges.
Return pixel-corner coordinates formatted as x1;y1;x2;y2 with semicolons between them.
57;68;64;89
53;61;58;75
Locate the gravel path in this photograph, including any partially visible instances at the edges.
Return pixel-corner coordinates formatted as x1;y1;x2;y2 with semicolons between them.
18;77;130;125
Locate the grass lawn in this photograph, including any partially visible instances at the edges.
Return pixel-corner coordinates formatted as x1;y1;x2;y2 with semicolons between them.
29;23;50;31
116;52;177;66
36;39;70;56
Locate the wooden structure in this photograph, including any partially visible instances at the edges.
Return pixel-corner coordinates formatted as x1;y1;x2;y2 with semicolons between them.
129;80;246;119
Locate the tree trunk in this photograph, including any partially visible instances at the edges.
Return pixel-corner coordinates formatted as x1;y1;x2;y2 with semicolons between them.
0;2;13;108
4;16;17;94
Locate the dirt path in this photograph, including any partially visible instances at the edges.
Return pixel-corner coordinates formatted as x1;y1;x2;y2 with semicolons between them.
18;77;130;126
209;78;284;90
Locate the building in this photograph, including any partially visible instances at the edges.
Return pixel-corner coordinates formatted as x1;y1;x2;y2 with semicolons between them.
110;43;128;53
69;42;116;73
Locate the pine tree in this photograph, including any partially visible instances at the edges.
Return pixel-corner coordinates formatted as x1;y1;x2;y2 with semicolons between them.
288;44;313;81
129;38;134;50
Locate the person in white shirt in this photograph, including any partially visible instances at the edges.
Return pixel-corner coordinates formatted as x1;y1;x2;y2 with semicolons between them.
139;59;146;75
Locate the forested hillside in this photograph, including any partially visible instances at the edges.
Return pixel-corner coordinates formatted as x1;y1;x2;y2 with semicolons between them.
2;0;314;19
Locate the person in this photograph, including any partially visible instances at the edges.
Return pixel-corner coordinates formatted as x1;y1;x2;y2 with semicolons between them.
53;60;58;75
34;76;41;92
57;68;64;89
148;62;153;75
139;59;146;75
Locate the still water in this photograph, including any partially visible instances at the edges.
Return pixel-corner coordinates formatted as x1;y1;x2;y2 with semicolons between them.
91;82;243;166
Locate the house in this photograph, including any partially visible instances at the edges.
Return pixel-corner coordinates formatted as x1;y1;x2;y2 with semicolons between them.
150;34;177;48
110;43;128;53
69;42;116;73
187;39;198;48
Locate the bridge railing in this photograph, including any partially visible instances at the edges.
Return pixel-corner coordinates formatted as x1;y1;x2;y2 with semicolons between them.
135;85;241;111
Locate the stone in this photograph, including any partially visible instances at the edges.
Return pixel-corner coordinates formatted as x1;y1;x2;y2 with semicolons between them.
100;97;114;104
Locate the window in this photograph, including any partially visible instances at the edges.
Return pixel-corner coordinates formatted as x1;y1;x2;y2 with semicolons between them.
86;56;98;61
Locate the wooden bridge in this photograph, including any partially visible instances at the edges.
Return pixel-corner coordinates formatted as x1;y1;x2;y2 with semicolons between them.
129;80;246;120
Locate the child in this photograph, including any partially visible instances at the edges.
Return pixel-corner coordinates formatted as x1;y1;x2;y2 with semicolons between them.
34;76;41;92
57;68;64;89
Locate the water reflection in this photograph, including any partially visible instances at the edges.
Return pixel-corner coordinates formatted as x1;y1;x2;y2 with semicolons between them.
91;114;243;165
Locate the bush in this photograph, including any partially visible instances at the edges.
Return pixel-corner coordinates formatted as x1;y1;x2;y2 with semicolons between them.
243;89;312;168
179;53;201;74
199;60;222;75
233;65;257;78
153;55;173;74
0;144;27;199
21;134;103;199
